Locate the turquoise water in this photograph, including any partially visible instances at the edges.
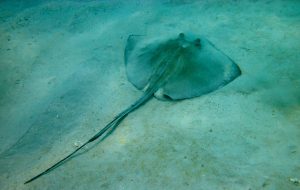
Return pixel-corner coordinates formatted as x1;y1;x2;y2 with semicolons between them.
0;1;299;189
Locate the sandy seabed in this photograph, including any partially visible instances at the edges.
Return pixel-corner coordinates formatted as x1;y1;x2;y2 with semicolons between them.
0;0;299;189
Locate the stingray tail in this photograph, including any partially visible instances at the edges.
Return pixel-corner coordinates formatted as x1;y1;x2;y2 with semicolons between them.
24;91;154;184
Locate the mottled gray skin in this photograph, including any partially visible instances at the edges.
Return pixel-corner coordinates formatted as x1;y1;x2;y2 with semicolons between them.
125;33;197;97
125;33;241;100
143;33;198;98
24;33;241;184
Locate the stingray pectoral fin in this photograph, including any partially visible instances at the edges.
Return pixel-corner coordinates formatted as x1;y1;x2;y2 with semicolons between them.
162;37;241;100
124;35;144;64
124;35;171;90
125;35;153;90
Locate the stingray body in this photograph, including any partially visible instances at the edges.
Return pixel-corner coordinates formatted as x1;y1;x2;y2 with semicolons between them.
24;33;241;184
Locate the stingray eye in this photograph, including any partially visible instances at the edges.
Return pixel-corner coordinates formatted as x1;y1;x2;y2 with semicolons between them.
194;38;201;47
178;33;185;39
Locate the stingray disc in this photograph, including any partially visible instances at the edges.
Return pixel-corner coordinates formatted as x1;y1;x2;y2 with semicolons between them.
124;33;241;100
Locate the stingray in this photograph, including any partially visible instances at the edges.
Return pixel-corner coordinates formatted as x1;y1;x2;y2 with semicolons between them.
24;33;241;184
